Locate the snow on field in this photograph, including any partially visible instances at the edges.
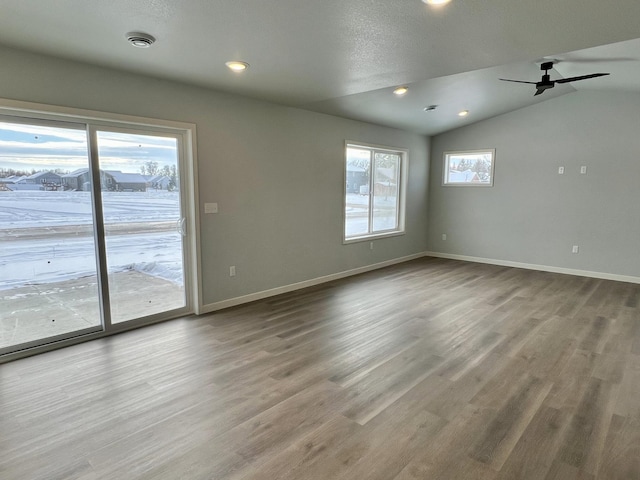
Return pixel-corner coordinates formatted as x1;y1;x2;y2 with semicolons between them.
0;190;181;228
0;191;184;290
0;232;184;290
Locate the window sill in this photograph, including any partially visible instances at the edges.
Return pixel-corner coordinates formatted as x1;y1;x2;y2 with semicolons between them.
343;230;405;245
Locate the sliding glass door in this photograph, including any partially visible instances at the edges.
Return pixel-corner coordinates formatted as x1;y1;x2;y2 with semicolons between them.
0;113;193;356
95;129;187;324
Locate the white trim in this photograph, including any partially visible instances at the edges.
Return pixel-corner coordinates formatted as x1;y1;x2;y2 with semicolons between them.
184;129;203;314
425;251;640;284
345;140;409;153
0;97;193;131
343;230;406;245
200;252;430;313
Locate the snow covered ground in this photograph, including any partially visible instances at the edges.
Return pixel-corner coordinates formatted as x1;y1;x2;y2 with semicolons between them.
345;192;398;237
0;190;181;228
0;190;184;291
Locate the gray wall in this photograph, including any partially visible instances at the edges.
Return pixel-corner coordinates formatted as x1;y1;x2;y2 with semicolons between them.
428;90;640;278
0;45;430;305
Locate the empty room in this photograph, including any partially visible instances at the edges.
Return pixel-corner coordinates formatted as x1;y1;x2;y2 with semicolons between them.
1;1;639;479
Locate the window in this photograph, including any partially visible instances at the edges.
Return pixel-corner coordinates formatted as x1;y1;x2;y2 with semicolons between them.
344;143;406;241
443;149;495;186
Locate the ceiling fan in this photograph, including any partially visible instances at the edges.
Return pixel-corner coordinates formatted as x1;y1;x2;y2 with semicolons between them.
499;61;610;96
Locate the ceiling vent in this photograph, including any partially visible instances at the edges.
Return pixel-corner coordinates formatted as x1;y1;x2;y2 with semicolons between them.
126;32;156;48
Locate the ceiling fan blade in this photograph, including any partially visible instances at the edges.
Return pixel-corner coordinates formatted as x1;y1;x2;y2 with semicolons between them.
553;57;634;64
499;79;538;84
534;88;546;96
555;73;610;84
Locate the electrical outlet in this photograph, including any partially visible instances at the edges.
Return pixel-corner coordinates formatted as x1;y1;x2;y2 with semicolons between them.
229;266;236;276
204;202;218;214
442;233;447;241
369;242;374;250
558;166;565;175
580;166;587;175
572;245;579;254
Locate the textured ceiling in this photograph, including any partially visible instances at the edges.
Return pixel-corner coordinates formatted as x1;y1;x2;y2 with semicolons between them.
1;0;639;134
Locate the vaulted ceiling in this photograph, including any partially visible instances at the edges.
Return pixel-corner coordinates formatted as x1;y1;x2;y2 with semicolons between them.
2;0;639;134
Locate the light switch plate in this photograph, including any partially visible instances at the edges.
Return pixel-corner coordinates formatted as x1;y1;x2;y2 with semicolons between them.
204;202;218;214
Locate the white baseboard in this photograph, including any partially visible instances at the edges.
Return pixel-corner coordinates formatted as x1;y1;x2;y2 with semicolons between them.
200;252;430;313
425;251;640;285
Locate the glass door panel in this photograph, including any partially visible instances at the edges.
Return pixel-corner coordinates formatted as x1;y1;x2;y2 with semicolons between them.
95;130;187;324
0;119;102;351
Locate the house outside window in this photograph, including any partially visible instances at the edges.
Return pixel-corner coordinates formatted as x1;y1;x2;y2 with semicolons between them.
344;142;407;242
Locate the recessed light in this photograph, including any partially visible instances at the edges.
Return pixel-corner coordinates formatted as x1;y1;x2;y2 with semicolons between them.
422;0;452;5
226;61;249;72
424;105;438;112
458;110;469;117
126;32;156;48
393;86;409;96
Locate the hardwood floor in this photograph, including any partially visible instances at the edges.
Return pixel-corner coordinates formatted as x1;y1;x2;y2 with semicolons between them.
1;257;639;479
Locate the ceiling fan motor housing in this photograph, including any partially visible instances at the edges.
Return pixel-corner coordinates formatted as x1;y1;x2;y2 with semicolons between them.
537;73;554;90
540;61;555;71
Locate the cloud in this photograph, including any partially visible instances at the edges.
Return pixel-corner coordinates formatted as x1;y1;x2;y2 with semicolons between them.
0;121;178;173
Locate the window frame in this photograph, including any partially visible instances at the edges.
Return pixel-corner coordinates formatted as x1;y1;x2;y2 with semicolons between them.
0;97;202;362
343;141;407;244
442;149;496;187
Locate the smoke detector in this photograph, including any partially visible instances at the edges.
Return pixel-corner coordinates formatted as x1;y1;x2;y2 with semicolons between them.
126;32;156;48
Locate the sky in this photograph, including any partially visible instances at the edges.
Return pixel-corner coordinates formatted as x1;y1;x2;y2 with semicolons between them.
0;121;178;174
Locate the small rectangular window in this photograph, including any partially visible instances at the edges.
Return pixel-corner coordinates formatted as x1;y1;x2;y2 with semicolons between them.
345;143;406;242
443;149;495;186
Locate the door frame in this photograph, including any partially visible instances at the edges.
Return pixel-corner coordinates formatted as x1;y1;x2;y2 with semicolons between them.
0;98;202;362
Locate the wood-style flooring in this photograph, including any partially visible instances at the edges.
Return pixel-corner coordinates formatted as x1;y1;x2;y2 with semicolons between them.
1;257;639;479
